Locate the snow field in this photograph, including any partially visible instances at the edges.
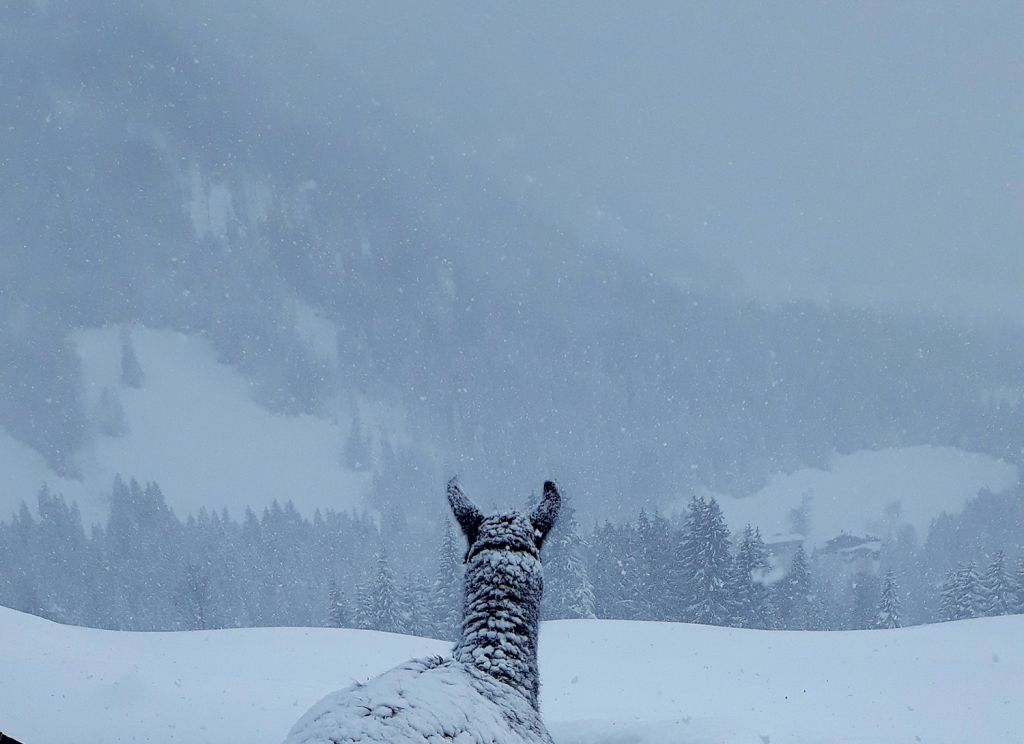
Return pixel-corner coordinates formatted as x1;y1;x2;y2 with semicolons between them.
710;445;1018;548
1;325;1015;548
1;326;372;524
1;606;1021;744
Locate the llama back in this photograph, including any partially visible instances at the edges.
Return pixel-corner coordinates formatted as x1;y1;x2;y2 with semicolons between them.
284;656;553;744
284;480;561;744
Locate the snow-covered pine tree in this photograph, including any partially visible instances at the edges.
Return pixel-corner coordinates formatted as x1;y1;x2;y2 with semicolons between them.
723;556;749;628
682;497;734;626
400;570;431;637
635;509;655;618
1015;554;1024;614
877;569;901;629
368;550;402;633
955;562;983;620
938;567;958;621
428;520;463;640
646;511;676;621
807;586;829;630
758;589;783;630
675;494;705;621
940;563;982;621
541;496;596;620
849;569;881;630
731;524;771;627
588;521;643;619
175;561;211;630
326;580;350;628
979;551;1015;617
354;574;375;630
777;543;812;629
31;487;90;624
585;521;614;617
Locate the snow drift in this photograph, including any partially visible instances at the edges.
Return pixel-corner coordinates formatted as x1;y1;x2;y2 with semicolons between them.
0;606;1021;743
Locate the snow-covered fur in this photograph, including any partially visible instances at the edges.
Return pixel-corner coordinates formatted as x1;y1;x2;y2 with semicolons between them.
283;480;561;744
452;480;559;709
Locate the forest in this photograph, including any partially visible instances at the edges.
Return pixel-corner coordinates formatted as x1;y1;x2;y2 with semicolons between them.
2;476;1021;636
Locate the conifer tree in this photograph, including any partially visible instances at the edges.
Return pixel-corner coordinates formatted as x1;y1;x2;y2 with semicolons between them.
849;569;881;630
676;495;706;620
429;520;463;639
940;563;982;621
955;563;983;620
635;510;655;618
807;588;829;630
979;551;1014;617
175;562;212;630
401;570;431;637
938;567;959;622
369;550;402;633
326;580;349;628
758;590;783;630
1015;555;1024;614
778;543;812;629
732;524;771;627
723;556;745;628
877;569;901;629
646;511;676;621
681;497;734;625
354;575;375;630
588;521;642;620
542;498;597;620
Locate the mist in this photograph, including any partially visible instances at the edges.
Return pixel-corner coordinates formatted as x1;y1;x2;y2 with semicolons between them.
275;1;1024;321
1;5;1023;741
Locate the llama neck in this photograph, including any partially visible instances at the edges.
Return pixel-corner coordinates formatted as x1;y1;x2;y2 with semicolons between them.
453;550;543;709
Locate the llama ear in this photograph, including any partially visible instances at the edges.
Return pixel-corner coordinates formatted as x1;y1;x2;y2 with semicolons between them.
447;477;483;544
529;480;561;547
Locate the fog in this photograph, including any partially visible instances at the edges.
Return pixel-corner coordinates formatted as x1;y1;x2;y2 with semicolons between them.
277;1;1024;321
0;0;1022;665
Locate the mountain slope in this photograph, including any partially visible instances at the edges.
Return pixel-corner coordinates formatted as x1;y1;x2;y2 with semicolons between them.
2;0;1023;523
0;606;1021;743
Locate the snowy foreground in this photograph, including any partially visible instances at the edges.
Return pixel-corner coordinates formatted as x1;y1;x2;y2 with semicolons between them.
1;607;1021;744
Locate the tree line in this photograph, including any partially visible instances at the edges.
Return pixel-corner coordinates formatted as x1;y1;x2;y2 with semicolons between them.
1;477;1022;635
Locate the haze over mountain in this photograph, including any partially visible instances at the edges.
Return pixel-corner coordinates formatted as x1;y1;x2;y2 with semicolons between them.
286;1;1024;322
1;0;1021;531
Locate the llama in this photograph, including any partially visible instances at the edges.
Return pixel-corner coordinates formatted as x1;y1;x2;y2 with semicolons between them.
283;479;561;744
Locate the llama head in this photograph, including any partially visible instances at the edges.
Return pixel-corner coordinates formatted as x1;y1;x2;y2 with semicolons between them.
447;478;560;566
448;477;560;707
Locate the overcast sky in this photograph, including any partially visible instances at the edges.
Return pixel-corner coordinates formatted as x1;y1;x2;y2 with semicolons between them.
267;1;1022;324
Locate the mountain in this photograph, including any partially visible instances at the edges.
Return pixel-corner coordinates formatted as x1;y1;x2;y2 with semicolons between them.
2;0;1022;526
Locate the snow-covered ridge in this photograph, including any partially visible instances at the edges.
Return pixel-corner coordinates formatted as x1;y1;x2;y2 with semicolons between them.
0;325;1016;539
708;446;1018;548
1;606;1021;743
0;326;373;524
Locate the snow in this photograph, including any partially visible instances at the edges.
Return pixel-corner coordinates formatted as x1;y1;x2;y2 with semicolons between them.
289;298;340;366
186;166;237;240
707;446;1019;548
285;657;551;744
0;326;371;524
0;427;86;516
1;605;1021;744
